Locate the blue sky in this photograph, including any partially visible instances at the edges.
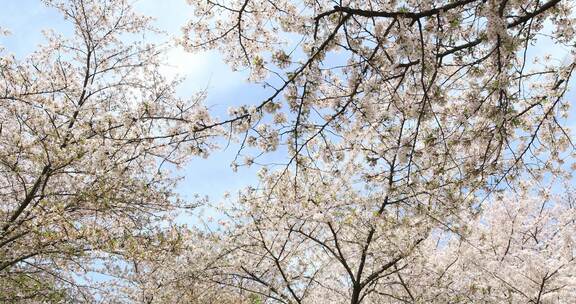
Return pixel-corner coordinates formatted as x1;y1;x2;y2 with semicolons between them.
2;0;575;223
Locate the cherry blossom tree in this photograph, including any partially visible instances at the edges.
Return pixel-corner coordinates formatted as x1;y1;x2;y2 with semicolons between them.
172;0;576;303
136;165;575;303
0;0;218;301
200;168;433;304
411;179;576;303
182;0;575;188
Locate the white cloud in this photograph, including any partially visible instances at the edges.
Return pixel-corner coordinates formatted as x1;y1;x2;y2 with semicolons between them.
160;45;247;96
